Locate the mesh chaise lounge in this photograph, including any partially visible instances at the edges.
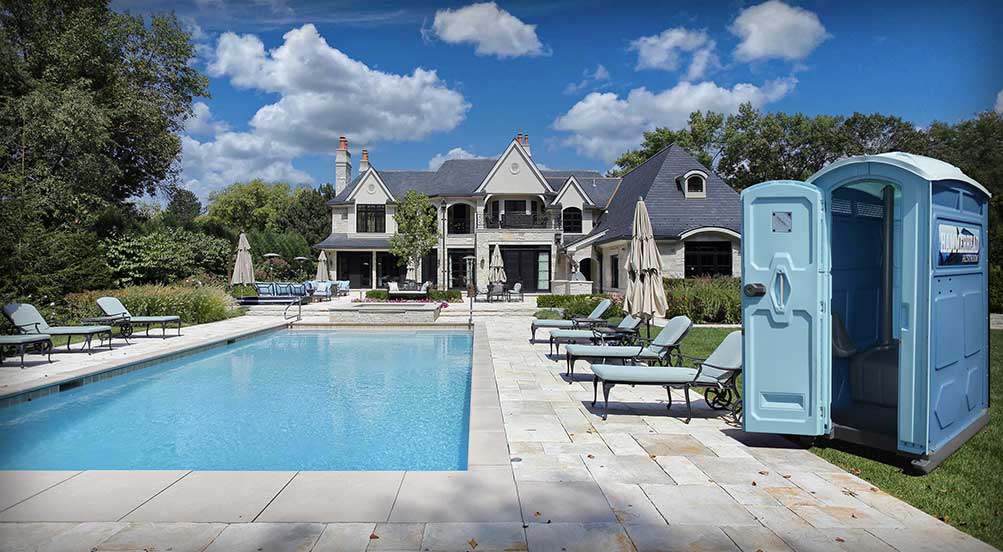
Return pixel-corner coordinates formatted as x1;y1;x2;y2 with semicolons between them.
0;334;53;368
96;297;182;339
530;298;612;341
564;316;693;381
548;314;641;355
590;330;743;422
3;303;113;354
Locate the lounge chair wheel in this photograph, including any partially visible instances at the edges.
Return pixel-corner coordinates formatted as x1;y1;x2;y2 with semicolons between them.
704;388;733;410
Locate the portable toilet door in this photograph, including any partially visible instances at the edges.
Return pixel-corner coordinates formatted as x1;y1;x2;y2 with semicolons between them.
740;180;831;437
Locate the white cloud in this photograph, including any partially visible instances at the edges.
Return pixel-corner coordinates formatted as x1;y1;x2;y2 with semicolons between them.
995;89;1003;113
431;2;545;58
181;133;313;200
184;102;229;136
630;28;718;81
428;147;492;170
553;78;797;163
564;64;610;95
729;1;830;62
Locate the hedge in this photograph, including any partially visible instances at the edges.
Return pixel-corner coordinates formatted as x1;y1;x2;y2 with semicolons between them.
64;285;243;325
364;289;463;302
663;277;741;324
535;294;625;319
991;265;1003;313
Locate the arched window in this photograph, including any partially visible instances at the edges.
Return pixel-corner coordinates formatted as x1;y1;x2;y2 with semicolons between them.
686;175;704;194
680;170;707;198
563;207;583;233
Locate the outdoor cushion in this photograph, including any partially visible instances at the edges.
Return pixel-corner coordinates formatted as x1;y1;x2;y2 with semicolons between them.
98;297;180;323
533;319;575;329
388;282;399;292
44;325;112;335
337;281;350;292
0;334;52;345
551;315;640;340
590;364;718;385
565;343;663;360
314;282;332;296
127;315;181;323
254;283;275;296
3;303;51;332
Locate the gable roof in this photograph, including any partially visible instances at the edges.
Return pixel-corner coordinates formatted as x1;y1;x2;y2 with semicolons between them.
474;140;554;194
588;145;741;243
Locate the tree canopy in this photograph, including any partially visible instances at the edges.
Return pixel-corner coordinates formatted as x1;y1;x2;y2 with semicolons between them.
389;190;439;272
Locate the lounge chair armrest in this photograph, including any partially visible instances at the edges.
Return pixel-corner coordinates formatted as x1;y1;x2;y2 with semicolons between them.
14;322;42;334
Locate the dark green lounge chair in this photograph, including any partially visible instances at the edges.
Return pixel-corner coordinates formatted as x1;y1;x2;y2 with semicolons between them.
590;330;743;422
3;303;112;354
96;297;181;339
0;334;53;368
564;315;693;380
530;298;612;341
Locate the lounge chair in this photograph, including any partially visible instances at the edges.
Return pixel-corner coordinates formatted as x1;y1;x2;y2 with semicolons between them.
530;298;612;341
590;330;743;422
3;303;113;354
0;334;53;368
564;316;693;380
548;314;641;355
96;297;181;339
506;282;524;302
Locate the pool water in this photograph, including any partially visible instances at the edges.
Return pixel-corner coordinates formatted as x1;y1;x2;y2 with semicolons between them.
0;330;473;471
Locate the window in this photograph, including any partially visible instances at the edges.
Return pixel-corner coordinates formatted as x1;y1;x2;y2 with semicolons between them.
356;204;386;233
681;170;707;198
610;254;619;288
504;200;526;214
562;207;583;233
684;241;732;277
686;176;704;194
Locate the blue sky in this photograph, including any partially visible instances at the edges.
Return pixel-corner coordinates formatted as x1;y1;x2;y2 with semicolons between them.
113;0;1003;199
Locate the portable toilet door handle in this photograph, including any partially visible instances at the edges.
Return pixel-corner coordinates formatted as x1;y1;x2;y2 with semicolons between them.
769;266;791;313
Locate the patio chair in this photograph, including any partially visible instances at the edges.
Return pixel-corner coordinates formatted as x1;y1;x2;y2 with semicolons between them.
589;330;743;422
96;297;182;339
487;283;506;302
506;282;524;302
564;315;693;381
548;314;641;355
0;334;53;368
313;281;333;301
530;298;612;341
336;280;351;296
2;303;113;354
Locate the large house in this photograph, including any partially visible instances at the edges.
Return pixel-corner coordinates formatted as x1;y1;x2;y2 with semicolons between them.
315;135;741;292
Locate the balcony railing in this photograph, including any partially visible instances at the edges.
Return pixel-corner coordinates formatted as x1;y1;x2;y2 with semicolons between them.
478;212;559;230
447;219;473;235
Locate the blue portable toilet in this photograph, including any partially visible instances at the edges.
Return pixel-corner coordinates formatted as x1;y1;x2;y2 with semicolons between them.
740;153;990;473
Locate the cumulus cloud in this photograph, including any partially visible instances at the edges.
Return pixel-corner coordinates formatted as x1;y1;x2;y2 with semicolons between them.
564;64;611;95
995;89;1003;113
184;102;229;136
428;147;493;170
630;28;718;81
430;2;545;58
553;78;797;162
729;0;830;62
181;24;469;196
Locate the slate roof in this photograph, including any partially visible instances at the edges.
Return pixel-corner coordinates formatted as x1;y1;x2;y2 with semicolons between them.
314;233;391;250
587;145;741;243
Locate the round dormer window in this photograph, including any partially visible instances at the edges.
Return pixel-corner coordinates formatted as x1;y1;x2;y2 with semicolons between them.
367;183;377;194
509;162;521;175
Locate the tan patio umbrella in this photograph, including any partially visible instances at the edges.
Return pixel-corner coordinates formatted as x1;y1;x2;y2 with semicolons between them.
489;244;507;284
624;197;668;334
230;232;255;285
406;259;418;282
315;250;330;281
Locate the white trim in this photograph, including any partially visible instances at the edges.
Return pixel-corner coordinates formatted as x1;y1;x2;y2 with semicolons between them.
346;168;396;203
553;175;594;206
680;170;707;199
474;139;554;194
678;226;741;240
566;230;608;252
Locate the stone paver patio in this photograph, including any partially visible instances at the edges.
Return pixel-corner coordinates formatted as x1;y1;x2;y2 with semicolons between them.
0;308;995;552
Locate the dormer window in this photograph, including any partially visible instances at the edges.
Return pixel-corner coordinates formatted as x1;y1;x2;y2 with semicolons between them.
680;170;707;199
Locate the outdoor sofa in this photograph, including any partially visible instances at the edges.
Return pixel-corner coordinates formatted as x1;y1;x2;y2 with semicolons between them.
530;298;612;342
590;330;743;422
3;303;113;354
564;315;693;380
0;334;53;368
388;281;431;299
95;296;181;339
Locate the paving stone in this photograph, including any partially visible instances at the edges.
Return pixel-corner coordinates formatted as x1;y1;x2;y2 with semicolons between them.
541;441;613;456
867;526;998;552
689;457;795;488
0;522;124;552
124;471;295;523
0;471;80;512
624;524;739;552
310;523;375;552
721;526;793;552
94;522;225;552
517;481;617;523
633;434;715;457
469;407;504;431
389;466;520;522
203;522;324;552
367;523;425;551
600;433;649;456
0;470;188;522
598;483;666;525
643;484;758;526
744;505;846;552
512;454;592;482
504;415;570;442
501;400;555;416
653;456;714;485
525;522;635;552
468;430;512;466
720;483;783;506
788;503;903;529
420;522;527;552
256;472;403;523
748;447;838;474
508;441;546;456
706;444;755;458
582;454;674;485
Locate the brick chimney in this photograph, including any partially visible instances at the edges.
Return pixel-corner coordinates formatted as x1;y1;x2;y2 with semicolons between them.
334;136;352;195
522;134;531;157
359;149;370;174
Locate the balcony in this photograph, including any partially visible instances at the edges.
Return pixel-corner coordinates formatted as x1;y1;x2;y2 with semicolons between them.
447;219;473;235
478;213;559;230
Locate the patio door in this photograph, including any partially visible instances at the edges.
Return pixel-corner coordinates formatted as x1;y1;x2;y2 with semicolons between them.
741;181;830;436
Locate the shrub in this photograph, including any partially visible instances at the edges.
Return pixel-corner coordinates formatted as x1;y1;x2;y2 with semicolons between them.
533;309;563;320
65;285;242;325
365;289;463;302
663;277;741;324
535;294;624;319
105;230;230;285
366;290;389;300
990;264;1003;313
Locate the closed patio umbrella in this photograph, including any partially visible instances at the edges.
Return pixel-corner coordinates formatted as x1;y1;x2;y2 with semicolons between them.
406;259;418;282
624;197;668;334
315;250;330;281
231;232;255;285
489;245;507;284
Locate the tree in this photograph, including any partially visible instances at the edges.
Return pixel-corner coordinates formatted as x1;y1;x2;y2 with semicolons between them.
277;183;337;246
165;189;202;227
205;180;292;233
389;190;439;273
612;111;725;175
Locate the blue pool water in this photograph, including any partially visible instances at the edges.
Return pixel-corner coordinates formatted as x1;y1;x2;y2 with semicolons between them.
0;330;473;471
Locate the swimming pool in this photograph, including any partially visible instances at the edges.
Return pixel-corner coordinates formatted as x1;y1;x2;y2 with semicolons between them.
0;330;473;471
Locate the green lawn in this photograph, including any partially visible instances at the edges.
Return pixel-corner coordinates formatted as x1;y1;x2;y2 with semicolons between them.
649;326;1001;548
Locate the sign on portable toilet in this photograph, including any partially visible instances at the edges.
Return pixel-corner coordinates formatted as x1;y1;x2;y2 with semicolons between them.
740;153;991;474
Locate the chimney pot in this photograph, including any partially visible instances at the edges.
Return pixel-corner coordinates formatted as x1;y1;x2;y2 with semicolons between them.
517;133;522;143
339;136;348;150
362;149;369;161
523;134;529;145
